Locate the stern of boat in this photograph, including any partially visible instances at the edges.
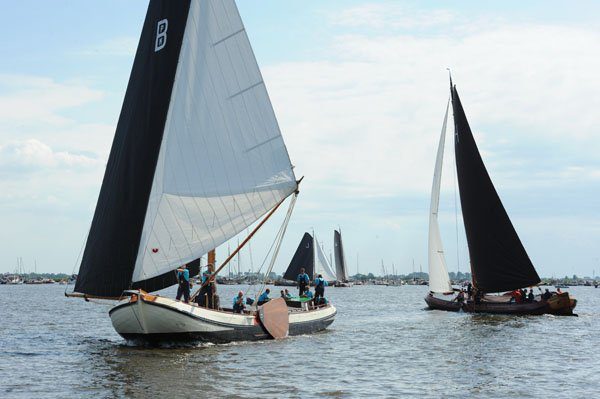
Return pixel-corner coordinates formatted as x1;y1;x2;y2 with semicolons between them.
546;292;577;316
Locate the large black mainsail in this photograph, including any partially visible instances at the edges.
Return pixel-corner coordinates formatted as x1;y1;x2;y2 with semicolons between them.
283;233;314;281
75;0;299;297
451;84;540;293
334;230;348;282
75;1;192;297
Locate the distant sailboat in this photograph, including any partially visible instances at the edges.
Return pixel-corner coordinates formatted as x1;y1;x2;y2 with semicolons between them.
67;0;336;342
333;229;352;287
425;75;576;316
284;232;337;283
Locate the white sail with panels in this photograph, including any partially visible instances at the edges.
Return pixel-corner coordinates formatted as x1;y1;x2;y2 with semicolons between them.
313;236;337;282
427;100;453;294
132;0;297;283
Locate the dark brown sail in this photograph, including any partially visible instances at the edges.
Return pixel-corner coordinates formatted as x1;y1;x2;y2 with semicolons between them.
451;84;540;293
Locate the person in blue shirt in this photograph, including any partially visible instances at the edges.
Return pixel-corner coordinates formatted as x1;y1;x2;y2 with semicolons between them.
175;264;190;303
297;267;310;296
314;274;328;304
257;288;271;305
284;289;293;299
302;289;314;299
233;291;245;313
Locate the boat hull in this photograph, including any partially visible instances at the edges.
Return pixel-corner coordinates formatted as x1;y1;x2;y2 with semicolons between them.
425;293;576;316
424;294;461;311
109;293;336;344
461;299;547;315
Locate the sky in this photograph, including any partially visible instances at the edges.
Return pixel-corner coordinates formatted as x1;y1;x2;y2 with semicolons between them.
0;0;599;278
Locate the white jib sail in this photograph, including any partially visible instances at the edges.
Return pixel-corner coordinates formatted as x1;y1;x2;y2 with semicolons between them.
428;100;453;293
313;235;337;282
132;0;297;283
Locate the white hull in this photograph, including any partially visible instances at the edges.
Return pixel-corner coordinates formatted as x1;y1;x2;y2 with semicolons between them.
109;292;336;343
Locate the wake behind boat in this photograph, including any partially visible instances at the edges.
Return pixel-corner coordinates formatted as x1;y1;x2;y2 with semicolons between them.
425;75;576;316
66;0;336;343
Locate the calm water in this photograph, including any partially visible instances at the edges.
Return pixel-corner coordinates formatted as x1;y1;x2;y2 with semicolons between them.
1;284;599;398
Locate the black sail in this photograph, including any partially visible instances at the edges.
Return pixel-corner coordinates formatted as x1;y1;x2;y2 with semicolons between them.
334;230;347;281
75;1;192;296
451;84;540;293
283;233;314;281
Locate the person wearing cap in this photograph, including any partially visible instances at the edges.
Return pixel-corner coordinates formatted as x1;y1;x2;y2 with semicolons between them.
297;268;310;296
233;291;245;313
175;264;190;303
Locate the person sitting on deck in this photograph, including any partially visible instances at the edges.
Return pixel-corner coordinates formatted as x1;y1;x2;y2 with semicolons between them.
518;288;526;303
302;289;314;299
280;289;286;298
176;264;190;303
542;289;552;301
456;290;465;303
314;274;328;303
233;291;245;313
527;289;535;303
284;289;292;299
297;268;310;296
257;288;271;305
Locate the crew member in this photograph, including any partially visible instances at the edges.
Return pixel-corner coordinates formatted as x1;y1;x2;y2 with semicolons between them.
233;291;245;313
175;264;190;303
542;289;552;301
297;268;310;296
527;289;535;303
314;274;328;304
284;289;293;299
302;288;314;299
196;263;216;308
466;282;473;300
258;288;271;305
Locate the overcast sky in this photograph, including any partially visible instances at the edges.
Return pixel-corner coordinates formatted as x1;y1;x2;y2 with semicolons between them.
1;0;599;278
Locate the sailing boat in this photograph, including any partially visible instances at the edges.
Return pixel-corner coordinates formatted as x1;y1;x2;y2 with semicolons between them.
67;0;336;343
284;232;338;283
425;76;576;316
333;229;352;287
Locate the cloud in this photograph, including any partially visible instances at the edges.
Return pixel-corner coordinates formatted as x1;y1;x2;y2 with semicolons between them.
0;74;104;126
0;139;103;174
262;15;600;200
330;3;456;31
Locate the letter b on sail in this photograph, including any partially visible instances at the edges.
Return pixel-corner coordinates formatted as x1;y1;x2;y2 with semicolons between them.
155;19;168;52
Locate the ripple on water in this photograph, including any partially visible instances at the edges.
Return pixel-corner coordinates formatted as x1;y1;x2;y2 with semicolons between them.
1;284;599;398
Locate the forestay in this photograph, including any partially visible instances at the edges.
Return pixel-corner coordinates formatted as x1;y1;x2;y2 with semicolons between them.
427;100;453;294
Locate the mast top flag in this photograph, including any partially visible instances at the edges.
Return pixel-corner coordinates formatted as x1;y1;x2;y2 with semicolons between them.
451;82;540;293
75;0;297;297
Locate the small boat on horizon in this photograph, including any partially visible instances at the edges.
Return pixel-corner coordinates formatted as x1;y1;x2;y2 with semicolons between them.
425;75;576;316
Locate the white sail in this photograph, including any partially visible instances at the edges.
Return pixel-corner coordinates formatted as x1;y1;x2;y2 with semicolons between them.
132;0;297;282
428;100;452;293
313;235;337;282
